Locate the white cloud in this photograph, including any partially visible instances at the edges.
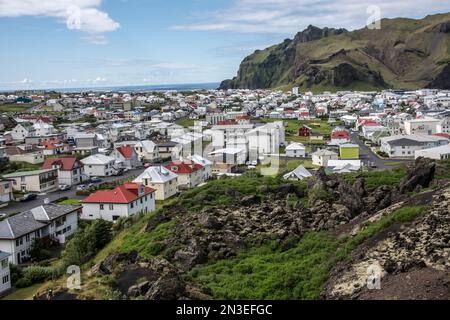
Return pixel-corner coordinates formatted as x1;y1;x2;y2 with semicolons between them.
19;78;33;84
0;0;119;39
172;0;450;34
89;77;108;83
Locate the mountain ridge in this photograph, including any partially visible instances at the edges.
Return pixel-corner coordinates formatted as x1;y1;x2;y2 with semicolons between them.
220;12;450;91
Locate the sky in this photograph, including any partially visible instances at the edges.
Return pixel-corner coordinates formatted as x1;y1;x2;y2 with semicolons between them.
1;0;450;90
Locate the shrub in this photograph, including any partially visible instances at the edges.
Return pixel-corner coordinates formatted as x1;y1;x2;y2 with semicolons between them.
62;219;113;267
29;238;52;262
15;277;33;288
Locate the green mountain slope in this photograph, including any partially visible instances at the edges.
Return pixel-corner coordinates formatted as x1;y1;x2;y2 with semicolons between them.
220;13;450;91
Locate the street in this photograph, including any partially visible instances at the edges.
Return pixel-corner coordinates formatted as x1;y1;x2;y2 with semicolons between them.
0;167;145;216
349;131;412;170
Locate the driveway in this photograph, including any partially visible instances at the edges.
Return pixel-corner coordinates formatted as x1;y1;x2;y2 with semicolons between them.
0;168;145;216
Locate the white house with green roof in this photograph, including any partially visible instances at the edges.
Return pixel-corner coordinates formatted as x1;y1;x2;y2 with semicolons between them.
2;169;58;193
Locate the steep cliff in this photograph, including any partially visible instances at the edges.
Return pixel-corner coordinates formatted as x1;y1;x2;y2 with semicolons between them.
220;13;450;91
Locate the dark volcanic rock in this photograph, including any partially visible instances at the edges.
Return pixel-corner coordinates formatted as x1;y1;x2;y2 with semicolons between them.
146;214;171;232
427;64;450;90
398;157;436;194
145;271;186;300
92;251;139;275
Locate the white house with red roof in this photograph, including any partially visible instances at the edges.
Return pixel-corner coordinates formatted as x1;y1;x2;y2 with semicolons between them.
165;161;204;189
330;131;350;145
38;139;70;156
42;157;85;186
110;145;141;170
81;183;155;222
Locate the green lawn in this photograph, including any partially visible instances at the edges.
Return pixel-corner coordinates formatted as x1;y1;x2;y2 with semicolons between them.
0;103;36;112
262;118;339;146
384;162;403;167
1;283;44;300
175;118;200;128
258;158;318;175
57;199;81;205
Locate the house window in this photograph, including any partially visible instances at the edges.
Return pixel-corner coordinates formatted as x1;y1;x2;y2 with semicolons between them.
130;202;134;209
25;234;30;242
100;204;104;210
112;215;120;221
1;259;7;269
35;230;40;238
140;198;143;204
109;204;114;210
2;275;9;284
16;238;23;247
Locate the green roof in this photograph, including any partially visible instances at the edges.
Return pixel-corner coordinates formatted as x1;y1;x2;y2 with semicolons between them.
2;169;55;178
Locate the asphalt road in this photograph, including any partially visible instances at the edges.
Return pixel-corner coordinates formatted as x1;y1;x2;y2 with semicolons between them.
0;168;145;216
349;132;412;170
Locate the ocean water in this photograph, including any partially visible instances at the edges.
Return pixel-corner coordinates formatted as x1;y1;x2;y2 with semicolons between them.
53;82;220;93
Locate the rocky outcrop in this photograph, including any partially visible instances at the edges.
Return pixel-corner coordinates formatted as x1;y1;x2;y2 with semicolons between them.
427;64;450;90
293;25;348;43
90;253;208;300
397;157;436;194
324;185;450;300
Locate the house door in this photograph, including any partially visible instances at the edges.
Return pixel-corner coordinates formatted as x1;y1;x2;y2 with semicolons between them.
17;253;21;264
21;186;26;192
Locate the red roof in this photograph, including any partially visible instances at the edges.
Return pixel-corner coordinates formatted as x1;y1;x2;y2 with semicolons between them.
42;157;80;171
358;119;379;126
82;183;155;204
116;146;135;159
434;133;450;138
331;131;350;139
165;161;203;174
218;119;237;125
40;139;65;150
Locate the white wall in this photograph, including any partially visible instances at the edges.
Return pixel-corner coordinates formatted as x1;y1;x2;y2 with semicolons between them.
0;257;11;295
84;163;114;177
81;193;156;222
0;229;43;264
286;149;305;158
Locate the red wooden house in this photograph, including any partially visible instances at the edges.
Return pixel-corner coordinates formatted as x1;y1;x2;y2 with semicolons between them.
298;125;312;137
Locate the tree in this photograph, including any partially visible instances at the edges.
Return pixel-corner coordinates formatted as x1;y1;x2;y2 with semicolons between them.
29;238;51;262
61;219;113;268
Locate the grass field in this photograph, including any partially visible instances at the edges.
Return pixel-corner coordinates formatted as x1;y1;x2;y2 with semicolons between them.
261;118;338;145
0;103;36;112
257;158;318;175
175;118;199;128
1;283;44;300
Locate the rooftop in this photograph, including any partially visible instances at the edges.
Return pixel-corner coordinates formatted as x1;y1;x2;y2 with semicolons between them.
82;183;155;204
2;168;56;178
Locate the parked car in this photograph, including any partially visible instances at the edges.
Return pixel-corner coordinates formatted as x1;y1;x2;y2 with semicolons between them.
87;183;94;189
59;184;71;191
18;193;37;202
76;185;87;191
90;177;102;183
0;213;7;219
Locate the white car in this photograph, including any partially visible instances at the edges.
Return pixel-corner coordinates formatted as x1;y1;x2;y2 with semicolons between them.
59;184;71;191
76;185;87;191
